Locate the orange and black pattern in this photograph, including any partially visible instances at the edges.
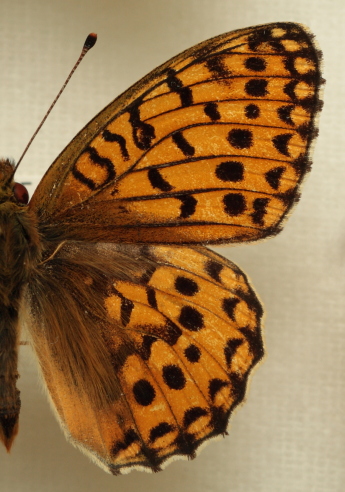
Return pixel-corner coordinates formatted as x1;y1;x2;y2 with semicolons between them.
104;246;264;473
32;22;322;246
23;22;323;474
28;243;263;473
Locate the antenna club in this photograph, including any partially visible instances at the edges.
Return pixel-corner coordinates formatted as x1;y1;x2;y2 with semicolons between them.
84;33;97;51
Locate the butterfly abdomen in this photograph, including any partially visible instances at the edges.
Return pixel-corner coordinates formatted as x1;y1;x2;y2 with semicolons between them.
0;305;21;451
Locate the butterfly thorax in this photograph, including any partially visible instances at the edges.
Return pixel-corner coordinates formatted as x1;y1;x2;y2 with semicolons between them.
0;159;42;451
0;161;42;305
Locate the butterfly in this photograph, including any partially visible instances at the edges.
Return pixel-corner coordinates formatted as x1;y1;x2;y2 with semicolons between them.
0;22;323;474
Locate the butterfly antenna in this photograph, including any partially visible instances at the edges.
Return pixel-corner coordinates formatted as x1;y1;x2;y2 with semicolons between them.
11;33;97;177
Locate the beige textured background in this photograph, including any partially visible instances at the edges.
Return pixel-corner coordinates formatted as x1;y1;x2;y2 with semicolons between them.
0;1;343;491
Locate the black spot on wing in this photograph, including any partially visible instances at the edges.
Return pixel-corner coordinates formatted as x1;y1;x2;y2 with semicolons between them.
112;287;134;327
250;198;270;226
161;321;182;346
206;55;231;78
140;321;181;348
283;79;299;102
204;101;221;121
183;407;208;428
222;297;240;321
228;372;246;402
227;129;253;149
102;130;130;160
148;168;173;191
174;432;197;458
272;133;293;156
297;120;317;141
216;161;244;182
245;56;267;72
265;166;286;190
111;428;140;456
139;335;157;361
205;260;223;283
139;262;157;285
277;105;295;126
73;146;116;190
133;379;156;406
178;195;197;218
162;364;186;390
283;80;316;111
175;276;199;296
146;287;157;308
239;326;264;364
209;378;229;401
178;306;204;331
244;79;268;97
149;422;175;443
172;132;195;156
109;343;136;373
210;406;228;435
166;68;193;107
245;103;260;119
223;193;246;216
184;344;201;363
129;104;155;150
224;338;244;366
247;26;285;52
235;288;264;321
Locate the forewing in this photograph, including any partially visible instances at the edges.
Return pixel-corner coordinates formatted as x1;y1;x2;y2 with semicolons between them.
30;22;323;244
24;242;263;474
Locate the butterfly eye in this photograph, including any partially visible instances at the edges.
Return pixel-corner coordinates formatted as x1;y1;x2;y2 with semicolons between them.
13;183;29;204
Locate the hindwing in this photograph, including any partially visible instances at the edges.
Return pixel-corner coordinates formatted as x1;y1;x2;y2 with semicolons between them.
24;243;263;474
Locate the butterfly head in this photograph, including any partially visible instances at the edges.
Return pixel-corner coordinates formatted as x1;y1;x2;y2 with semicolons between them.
0;159;29;206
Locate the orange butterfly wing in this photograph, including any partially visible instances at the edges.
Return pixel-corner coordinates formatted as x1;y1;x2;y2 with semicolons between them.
24;22;323;474
30;22;322;245
25;243;263;474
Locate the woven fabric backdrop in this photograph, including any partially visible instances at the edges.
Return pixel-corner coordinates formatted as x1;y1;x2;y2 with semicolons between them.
0;1;343;491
